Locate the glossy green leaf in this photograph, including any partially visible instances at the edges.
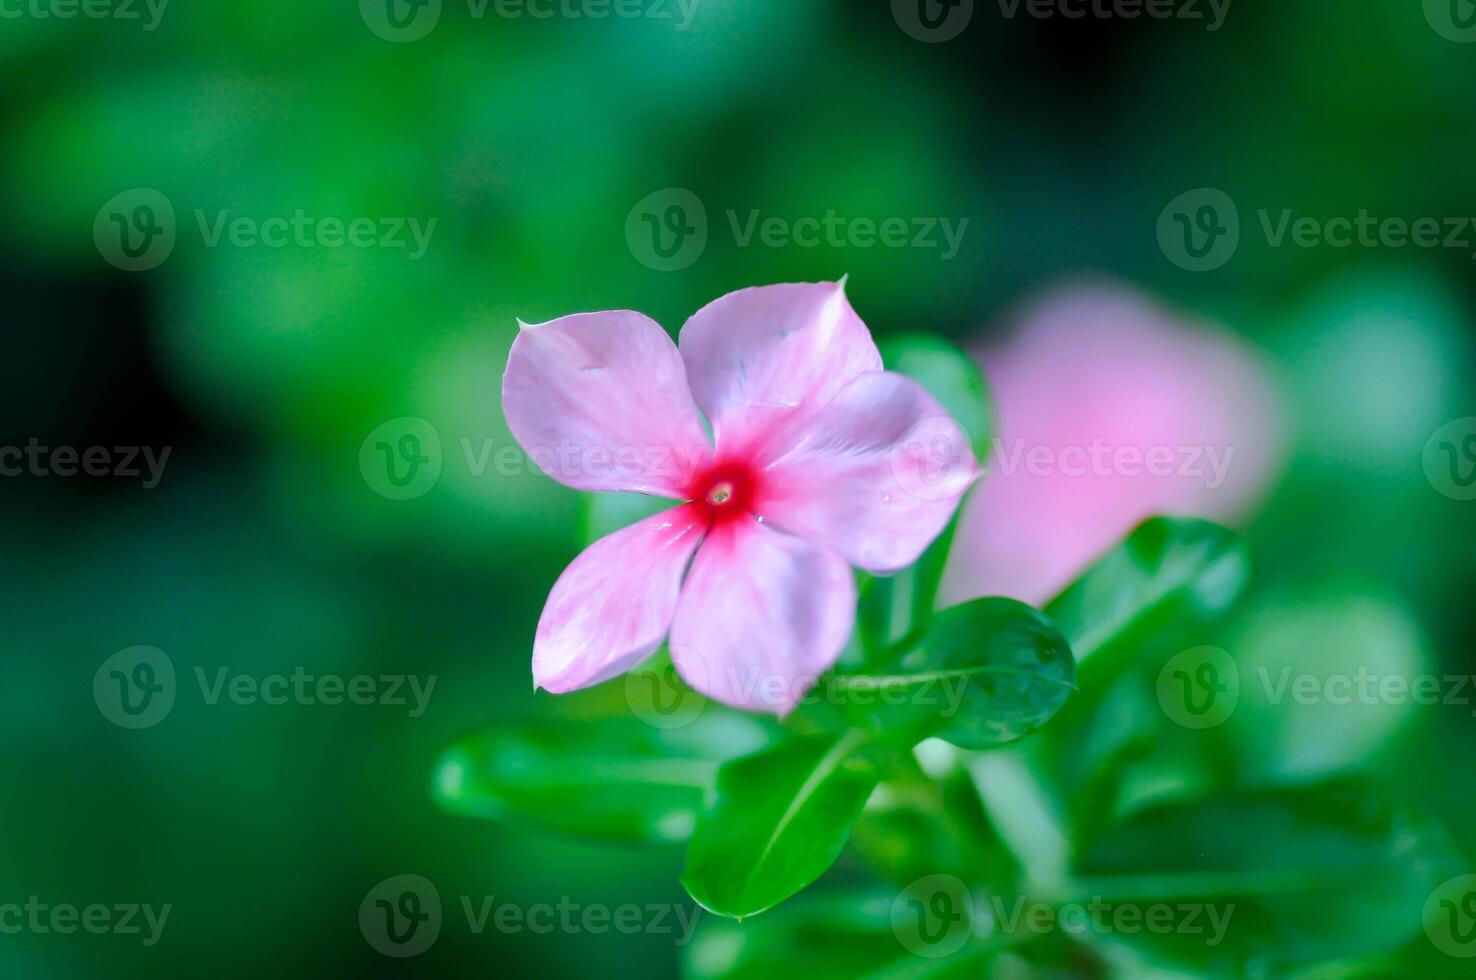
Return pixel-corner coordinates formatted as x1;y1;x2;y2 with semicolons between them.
682;890;900;980
849;755;1016;890
432;713;770;844
822;598;1075;750
684;889;1002;979
682;731;893;918
1045;517;1249;695
1076;783;1461;971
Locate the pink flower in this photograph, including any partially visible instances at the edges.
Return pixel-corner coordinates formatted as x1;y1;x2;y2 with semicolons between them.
942;282;1285;608
503;281;977;714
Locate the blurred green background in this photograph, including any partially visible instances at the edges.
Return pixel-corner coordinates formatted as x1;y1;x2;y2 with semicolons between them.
3;0;1476;975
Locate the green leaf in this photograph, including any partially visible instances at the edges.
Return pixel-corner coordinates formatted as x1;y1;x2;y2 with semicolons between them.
682;731;893;918
1222;590;1428;787
822;598;1075;750
684;889;1003;979
964;743;1074;890
1074;783;1461;971
854;571;899;663
879;333;993;459
872;509;965;658
432;713;770;844
682;890;899;980
1045;517;1249;695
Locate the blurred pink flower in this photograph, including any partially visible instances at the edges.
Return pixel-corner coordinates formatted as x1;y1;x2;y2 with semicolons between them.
503;281;976;714
941;282;1285;608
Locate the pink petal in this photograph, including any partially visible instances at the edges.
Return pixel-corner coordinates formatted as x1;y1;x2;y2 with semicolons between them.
756;371;978;573
941;283;1286;607
669;519;855;714
678;281;883;457
533;504;707;693
504;311;712;495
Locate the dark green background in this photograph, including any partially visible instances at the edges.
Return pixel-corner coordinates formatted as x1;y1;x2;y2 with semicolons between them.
3;0;1475;976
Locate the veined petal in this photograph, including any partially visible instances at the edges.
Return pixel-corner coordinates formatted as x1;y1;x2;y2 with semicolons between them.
533;504;706;693
669;519;855;715
503;311;712;495
756;371;977;573
678;281;882;456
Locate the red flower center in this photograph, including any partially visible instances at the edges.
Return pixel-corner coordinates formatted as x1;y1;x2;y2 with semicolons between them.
688;460;759;528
